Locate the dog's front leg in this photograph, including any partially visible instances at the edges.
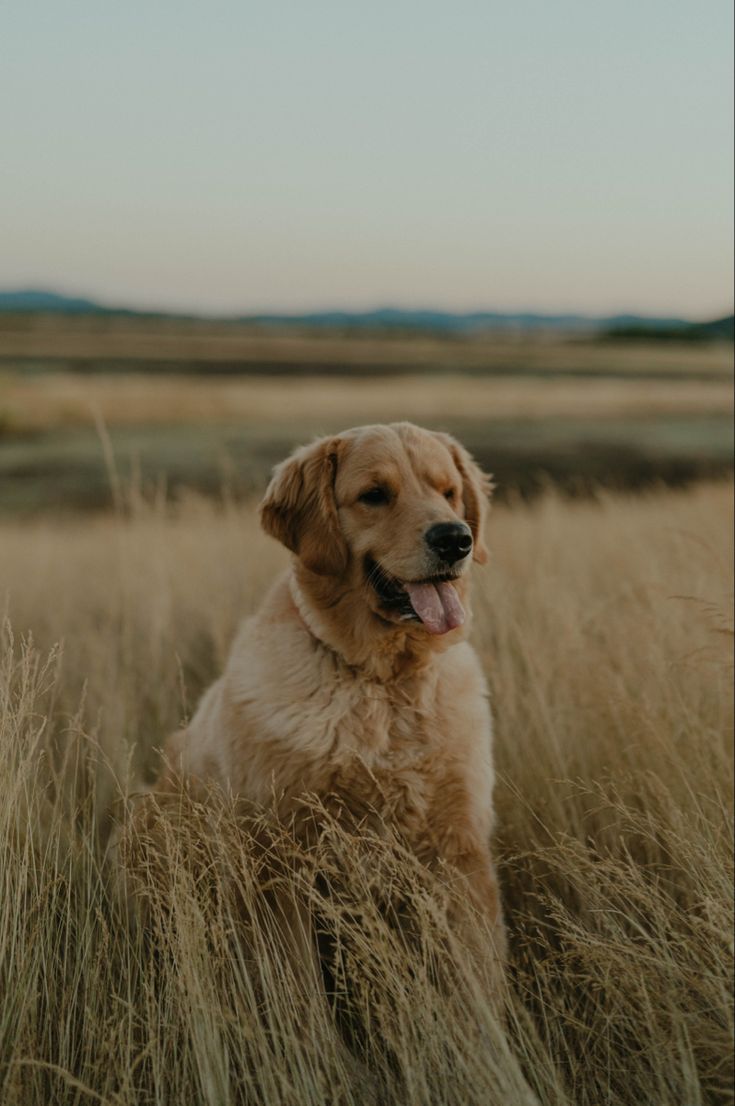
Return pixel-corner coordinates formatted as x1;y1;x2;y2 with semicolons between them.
434;834;507;996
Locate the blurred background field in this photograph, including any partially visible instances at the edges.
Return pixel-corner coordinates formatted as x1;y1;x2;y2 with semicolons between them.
0;310;732;515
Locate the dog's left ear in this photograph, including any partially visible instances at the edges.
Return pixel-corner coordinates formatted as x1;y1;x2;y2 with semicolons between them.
434;432;493;564
259;436;348;576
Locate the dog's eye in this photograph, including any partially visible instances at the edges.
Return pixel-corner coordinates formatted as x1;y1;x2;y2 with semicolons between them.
359;486;389;506
443;488;456;501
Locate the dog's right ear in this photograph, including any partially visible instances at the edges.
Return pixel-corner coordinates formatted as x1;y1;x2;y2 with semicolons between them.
259;436;349;577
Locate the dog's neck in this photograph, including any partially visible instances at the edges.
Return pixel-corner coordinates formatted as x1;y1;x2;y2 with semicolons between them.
289;562;469;682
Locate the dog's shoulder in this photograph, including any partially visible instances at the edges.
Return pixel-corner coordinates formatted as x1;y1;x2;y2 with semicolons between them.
227;571;320;684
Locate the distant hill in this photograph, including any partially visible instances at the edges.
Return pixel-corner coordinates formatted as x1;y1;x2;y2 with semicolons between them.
245;308;696;334
0;289;107;313
0;288;731;338
691;314;734;340
601;314;734;343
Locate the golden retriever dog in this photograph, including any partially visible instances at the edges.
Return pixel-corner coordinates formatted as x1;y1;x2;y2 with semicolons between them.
159;421;505;969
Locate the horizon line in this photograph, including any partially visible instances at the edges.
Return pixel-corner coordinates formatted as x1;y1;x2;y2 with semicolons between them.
1;285;733;323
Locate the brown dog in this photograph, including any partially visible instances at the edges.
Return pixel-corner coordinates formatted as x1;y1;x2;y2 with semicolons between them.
161;422;505;964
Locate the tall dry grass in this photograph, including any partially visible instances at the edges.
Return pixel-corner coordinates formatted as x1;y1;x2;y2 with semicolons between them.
0;481;732;1105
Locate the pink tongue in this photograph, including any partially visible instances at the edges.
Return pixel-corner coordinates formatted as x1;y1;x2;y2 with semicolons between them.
404;581;465;635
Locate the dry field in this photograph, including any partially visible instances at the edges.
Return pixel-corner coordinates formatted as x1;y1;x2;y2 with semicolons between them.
1;316;732;514
3;370;732;433
2;312;732;378
1;364;733;519
1;480;732;1105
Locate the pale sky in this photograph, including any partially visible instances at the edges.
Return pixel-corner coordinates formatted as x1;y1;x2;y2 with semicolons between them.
2;0;733;316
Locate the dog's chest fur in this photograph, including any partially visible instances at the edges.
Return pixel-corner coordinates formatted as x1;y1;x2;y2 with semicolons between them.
176;575;495;856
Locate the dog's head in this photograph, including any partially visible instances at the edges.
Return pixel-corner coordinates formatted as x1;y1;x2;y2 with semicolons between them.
260;423;492;637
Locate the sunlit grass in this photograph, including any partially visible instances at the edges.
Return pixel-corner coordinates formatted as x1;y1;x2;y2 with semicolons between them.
1;481;732;1104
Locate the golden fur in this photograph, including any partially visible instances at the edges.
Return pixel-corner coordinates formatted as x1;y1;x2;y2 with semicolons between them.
160;422;505;962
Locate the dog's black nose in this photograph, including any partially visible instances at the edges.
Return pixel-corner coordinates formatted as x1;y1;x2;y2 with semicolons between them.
424;522;473;564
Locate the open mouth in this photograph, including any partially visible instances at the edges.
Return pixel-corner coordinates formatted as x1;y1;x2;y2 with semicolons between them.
364;557;465;636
